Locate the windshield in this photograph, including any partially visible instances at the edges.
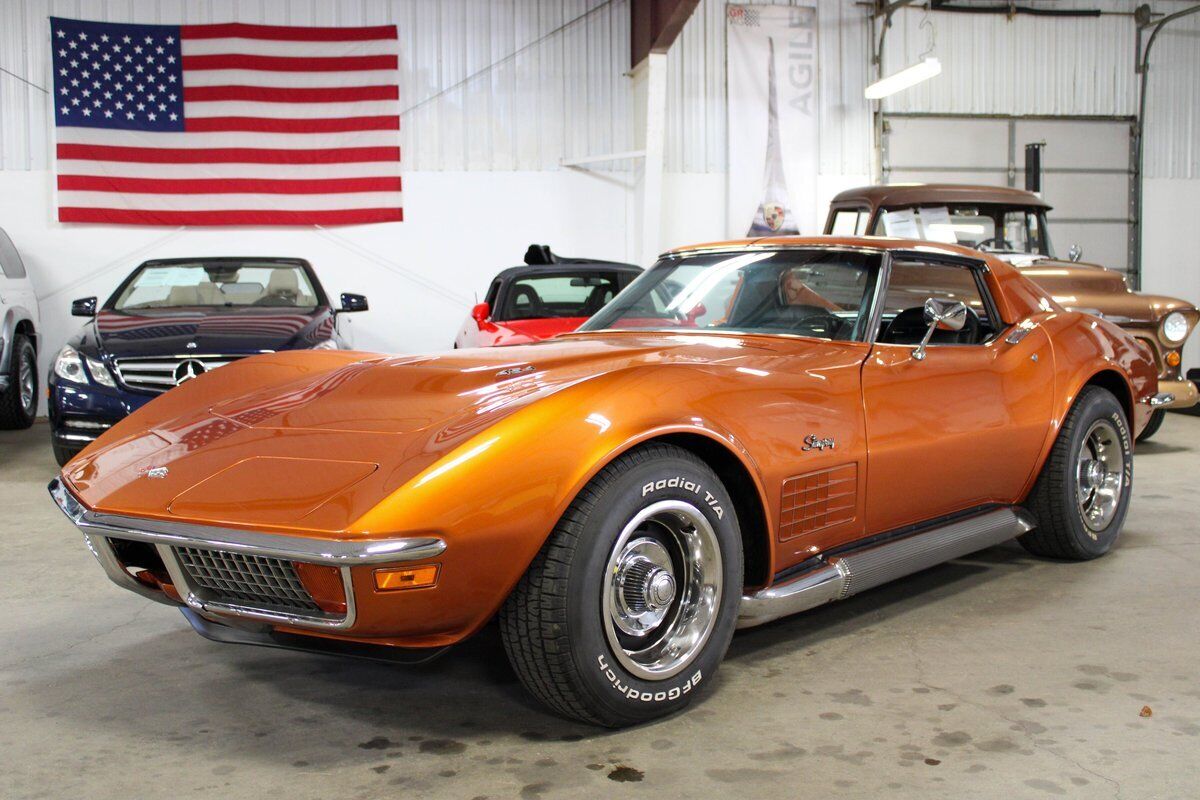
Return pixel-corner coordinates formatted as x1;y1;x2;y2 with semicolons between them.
112;261;320;310
579;249;881;341
874;205;1052;256
497;271;627;321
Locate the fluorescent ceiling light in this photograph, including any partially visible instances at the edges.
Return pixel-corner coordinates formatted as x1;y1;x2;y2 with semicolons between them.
864;56;942;100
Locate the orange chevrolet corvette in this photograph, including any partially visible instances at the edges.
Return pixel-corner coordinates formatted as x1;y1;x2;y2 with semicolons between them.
51;236;1164;727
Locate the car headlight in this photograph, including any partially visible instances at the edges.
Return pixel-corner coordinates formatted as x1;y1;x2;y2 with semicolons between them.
85;355;117;388
311;338;339;350
53;345;86;383
1160;311;1191;344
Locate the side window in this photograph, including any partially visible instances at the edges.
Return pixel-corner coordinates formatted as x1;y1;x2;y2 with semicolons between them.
876;261;997;346
829;209;869;236
484;279;502;308
0;227;27;279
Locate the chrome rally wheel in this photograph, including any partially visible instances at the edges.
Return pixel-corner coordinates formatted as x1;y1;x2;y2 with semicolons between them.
1021;385;1132;560
500;443;742;727
602;500;722;681
1076;419;1125;532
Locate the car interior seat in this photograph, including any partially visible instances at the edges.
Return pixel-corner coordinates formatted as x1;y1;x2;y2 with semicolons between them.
879;305;982;345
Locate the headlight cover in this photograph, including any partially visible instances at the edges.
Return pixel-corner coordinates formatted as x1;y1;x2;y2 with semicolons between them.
311;338;339;351
53;345;86;383
85;355;117;388
1161;311;1190;344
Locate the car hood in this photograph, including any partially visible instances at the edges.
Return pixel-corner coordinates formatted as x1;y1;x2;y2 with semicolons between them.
64;333;779;531
85;307;333;358
1002;256;1195;324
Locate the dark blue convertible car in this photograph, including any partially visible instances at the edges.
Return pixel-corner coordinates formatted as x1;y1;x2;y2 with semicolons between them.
49;257;367;465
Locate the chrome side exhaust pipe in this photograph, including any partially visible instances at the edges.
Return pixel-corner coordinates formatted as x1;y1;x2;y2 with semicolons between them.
737;507;1036;629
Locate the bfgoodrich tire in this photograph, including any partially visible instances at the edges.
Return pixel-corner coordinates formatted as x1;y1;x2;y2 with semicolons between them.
0;334;37;430
1020;386;1132;560
499;443;743;727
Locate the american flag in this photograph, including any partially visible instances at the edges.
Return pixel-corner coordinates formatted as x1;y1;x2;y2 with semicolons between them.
51;17;402;226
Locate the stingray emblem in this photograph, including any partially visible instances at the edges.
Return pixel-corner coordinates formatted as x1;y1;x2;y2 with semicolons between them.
496;364;535;378
143;467;169;479
801;434;835;452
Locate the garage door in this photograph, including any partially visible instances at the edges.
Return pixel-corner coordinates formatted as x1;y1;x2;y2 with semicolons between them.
881;114;1135;278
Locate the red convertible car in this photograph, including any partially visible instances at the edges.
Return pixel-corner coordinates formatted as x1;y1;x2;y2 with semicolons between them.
454;245;641;348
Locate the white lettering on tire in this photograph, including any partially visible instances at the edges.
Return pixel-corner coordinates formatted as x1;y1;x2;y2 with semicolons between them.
596;654;701;702
640;477;724;519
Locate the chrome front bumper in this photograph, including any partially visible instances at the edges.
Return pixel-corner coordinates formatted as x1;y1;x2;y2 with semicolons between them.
49;478;446;631
1154;379;1198;409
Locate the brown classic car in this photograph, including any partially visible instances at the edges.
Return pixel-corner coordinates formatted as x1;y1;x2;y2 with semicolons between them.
825;184;1198;440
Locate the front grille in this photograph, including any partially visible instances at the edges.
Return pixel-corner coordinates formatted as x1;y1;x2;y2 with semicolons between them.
174;546;321;613
113;355;248;394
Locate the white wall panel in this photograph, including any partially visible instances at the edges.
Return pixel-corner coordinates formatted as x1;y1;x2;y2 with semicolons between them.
0;0;633;172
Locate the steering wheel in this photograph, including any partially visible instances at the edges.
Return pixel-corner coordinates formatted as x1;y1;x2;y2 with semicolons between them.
975;236;1014;252
787;310;844;338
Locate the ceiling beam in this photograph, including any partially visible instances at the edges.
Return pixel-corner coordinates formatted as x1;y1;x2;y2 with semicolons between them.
631;0;700;67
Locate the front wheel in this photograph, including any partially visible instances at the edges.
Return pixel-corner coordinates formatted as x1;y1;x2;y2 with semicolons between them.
500;443;742;727
0;334;37;430
1020;386;1132;560
1135;408;1165;442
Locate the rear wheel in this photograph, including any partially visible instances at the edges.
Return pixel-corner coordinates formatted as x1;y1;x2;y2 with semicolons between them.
1135;408;1165;442
0;334;37;430
500;443;742;727
1020;386;1132;560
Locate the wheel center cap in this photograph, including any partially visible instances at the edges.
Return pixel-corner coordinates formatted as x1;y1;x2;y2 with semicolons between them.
646;569;676;609
1085;461;1106;489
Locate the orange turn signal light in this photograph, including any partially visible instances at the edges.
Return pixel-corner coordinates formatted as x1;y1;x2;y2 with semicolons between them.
374;564;439;592
1166;351;1182;367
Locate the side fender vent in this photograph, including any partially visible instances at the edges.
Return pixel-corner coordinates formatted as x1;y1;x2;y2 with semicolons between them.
779;463;858;542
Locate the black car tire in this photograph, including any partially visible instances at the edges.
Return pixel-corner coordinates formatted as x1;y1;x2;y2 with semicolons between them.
52;441;84;467
1135;408;1165;442
1020;386;1132;560
0;334;37;430
499;442;742;727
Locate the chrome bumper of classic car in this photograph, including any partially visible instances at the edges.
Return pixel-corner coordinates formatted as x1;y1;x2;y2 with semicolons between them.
49;478;446;632
1153;380;1198;409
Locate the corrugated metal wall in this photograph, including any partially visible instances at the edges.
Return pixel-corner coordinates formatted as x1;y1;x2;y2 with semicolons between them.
0;0;1195;177
662;0;873;175
0;0;633;172
1142;10;1199;179
878;0;1197;178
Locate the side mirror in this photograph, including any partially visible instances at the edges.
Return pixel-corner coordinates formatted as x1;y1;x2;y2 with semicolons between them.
71;297;97;317
1068;244;1083;262
339;293;368;313
471;302;490;326
914;298;968;361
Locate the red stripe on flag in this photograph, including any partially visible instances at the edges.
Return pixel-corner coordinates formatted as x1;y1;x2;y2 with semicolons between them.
58;208;404;225
59;175;402;194
185;116;399;133
181;22;398;42
184;85;398;103
57;143;400;164
182;54;397;72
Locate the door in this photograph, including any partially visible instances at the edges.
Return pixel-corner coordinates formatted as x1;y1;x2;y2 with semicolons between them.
861;256;1053;534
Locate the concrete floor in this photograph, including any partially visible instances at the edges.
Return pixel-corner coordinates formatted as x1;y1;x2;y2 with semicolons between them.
2;417;1198;800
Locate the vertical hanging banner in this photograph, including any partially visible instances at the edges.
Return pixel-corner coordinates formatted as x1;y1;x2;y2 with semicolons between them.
726;3;819;238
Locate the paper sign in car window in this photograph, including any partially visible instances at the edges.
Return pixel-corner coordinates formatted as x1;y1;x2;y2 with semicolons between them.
919;206;958;244
137;267;198;288
881;209;919;239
